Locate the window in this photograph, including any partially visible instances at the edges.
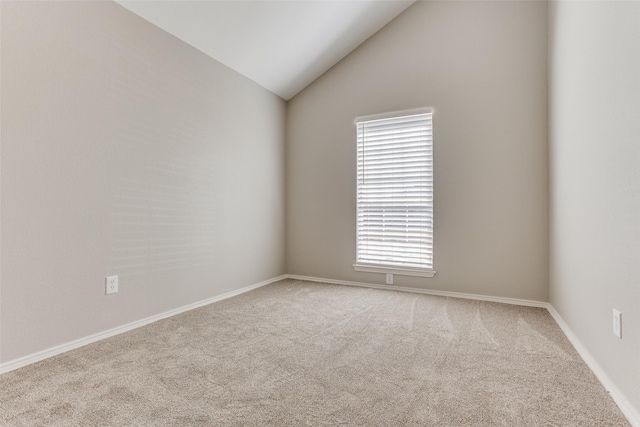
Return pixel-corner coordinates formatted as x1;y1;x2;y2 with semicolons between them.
353;109;435;278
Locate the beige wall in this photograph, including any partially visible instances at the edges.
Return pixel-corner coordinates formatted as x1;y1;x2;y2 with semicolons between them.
286;1;549;301
549;0;640;413
0;1;286;362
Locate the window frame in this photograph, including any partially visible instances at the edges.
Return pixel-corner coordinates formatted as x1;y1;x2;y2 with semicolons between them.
352;108;436;278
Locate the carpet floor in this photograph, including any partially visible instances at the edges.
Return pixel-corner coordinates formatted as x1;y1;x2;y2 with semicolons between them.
0;279;629;426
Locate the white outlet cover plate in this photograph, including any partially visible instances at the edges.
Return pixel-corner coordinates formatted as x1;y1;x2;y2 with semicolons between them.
106;275;118;295
613;308;621;338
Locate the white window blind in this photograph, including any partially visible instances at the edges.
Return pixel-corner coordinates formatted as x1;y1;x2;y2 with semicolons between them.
355;110;433;272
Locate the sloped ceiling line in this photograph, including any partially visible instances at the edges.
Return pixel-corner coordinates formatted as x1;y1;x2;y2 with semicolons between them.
115;0;415;100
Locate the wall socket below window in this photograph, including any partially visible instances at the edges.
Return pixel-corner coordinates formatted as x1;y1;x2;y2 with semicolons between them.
386;273;393;285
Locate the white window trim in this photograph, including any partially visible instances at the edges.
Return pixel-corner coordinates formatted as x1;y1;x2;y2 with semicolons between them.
354;108;433;123
353;107;436;278
352;264;436;278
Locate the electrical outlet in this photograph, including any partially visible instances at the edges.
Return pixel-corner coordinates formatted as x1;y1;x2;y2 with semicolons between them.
386;273;393;285
105;275;118;295
613;309;621;339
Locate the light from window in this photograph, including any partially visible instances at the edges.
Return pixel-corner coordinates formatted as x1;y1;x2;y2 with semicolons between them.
355;109;433;273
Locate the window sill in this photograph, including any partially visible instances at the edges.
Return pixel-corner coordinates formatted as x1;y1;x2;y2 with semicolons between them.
352;264;436;278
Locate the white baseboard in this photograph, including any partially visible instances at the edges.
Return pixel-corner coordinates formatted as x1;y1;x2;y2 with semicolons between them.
0;275;287;375
546;305;640;427
286;274;640;426
285;274;548;308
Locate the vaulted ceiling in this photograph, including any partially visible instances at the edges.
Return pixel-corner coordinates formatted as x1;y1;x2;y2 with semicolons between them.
114;0;415;100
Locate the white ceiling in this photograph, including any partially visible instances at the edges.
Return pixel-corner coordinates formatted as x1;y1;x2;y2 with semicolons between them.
114;0;415;100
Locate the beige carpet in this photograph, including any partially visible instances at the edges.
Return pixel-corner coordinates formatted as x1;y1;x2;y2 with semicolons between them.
0;279;629;426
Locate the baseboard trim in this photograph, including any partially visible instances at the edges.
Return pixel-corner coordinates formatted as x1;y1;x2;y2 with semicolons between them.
546;305;640;427
0;274;287;375
285;274;548;308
